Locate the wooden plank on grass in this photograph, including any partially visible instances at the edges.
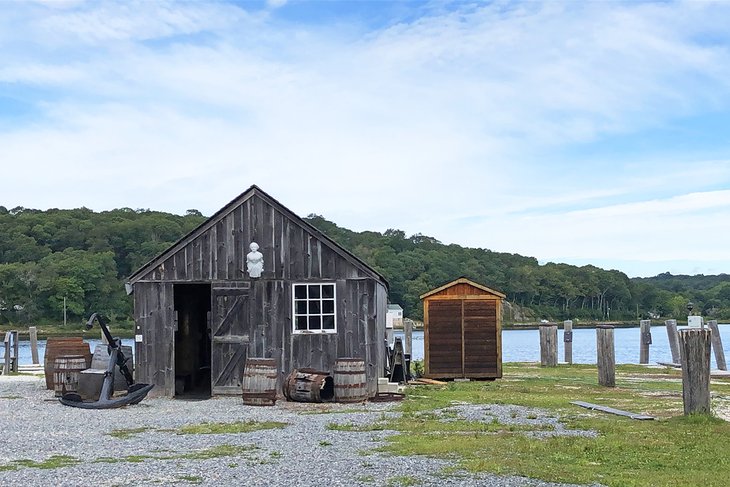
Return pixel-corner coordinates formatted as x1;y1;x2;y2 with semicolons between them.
571;401;654;420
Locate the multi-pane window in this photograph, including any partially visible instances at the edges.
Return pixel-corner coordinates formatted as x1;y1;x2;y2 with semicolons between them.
293;283;336;333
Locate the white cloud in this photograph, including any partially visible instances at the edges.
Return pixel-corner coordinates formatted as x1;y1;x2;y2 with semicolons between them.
1;1;729;276
266;0;288;9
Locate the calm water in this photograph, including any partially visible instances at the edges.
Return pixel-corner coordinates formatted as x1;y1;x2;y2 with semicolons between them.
396;324;730;368
15;338;135;365
13;324;730;368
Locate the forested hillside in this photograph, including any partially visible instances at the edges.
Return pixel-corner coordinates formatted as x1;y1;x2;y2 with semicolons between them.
1;206;728;325
0;206;205;324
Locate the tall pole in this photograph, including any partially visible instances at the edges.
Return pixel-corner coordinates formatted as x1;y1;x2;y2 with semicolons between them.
63;296;67;326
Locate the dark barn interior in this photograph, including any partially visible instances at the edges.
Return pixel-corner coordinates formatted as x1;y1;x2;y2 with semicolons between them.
173;283;211;397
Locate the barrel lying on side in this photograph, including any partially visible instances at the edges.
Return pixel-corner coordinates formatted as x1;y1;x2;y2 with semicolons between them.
283;368;334;403
242;358;279;406
333;358;368;403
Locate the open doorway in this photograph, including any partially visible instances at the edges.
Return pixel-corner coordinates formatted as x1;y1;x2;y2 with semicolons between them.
174;283;211;398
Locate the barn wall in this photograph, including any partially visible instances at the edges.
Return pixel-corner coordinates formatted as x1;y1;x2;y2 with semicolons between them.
136;194;367;283
133;281;175;397
132;192;387;397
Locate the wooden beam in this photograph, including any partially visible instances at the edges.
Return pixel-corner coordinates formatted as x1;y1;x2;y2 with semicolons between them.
571;401;654;420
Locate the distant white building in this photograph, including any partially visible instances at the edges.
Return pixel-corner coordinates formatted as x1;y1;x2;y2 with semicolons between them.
385;304;403;347
386;304;403;329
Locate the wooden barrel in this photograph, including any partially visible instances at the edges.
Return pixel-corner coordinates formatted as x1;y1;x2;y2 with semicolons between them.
333;358;368;403
242;358;278;406
283;368;334;403
53;355;87;397
44;338;92;389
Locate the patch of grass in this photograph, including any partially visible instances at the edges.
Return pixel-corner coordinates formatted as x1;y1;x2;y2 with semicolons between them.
177;420;287;435
178;475;203;484
94;454;154;464
179;444;257;460
386;475;420;486
319;440;332;446
0;394;22;400
373;363;730;487
326;421;388;432
300;408;361;415
3;444;259;473
12;455;79;470
357;474;375;483
108;427;153;439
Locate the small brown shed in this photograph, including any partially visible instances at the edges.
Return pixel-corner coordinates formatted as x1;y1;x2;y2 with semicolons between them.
420;277;504;379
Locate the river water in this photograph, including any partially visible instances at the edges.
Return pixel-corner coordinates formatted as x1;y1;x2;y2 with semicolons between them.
12;324;730;367
396;324;730;367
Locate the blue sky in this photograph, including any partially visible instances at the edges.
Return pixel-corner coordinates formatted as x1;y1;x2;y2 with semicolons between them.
1;0;729;278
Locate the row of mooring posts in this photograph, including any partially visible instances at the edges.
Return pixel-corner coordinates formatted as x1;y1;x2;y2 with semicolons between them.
538;320;727;415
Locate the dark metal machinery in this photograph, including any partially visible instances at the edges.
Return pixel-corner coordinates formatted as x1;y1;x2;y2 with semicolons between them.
59;313;154;409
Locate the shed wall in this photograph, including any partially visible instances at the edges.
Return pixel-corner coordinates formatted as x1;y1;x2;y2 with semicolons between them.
423;284;502;379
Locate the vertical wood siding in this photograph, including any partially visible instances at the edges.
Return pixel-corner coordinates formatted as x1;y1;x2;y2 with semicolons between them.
423;280;502;379
133;282;175;397
132;192;387;397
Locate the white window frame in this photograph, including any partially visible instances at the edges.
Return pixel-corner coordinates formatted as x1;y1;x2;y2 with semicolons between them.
292;282;337;334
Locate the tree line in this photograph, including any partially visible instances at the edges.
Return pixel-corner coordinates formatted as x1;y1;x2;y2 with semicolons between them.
0;205;728;325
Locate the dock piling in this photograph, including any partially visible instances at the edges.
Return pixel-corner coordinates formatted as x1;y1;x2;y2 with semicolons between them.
596;325;615;387
639;320;652;364
664;319;680;364
707;320;727;371
563;320;573;365
679;328;711;415
539;323;558;367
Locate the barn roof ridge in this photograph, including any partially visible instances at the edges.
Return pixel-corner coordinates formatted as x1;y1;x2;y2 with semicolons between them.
419;276;506;299
127;184;388;287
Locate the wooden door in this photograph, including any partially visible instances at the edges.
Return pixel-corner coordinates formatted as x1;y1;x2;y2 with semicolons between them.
463;300;497;375
211;288;250;395
427;298;498;378
427;300;463;376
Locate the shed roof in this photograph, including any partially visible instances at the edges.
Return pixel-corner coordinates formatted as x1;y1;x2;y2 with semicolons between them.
419;277;506;300
127;184;388;287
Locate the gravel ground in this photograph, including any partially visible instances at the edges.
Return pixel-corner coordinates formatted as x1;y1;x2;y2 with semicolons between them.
0;375;597;487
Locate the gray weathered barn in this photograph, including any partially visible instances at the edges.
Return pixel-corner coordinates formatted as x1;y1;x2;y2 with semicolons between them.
127;185;388;398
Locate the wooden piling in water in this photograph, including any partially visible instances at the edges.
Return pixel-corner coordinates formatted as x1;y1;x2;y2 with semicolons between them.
596;325;615;387
539;323;558;367
404;318;413;357
563;320;573;365
29;326;39;365
664;319;680;364
2;331;19;374
639;320;652;364
707;320;727;371
679;328;711;415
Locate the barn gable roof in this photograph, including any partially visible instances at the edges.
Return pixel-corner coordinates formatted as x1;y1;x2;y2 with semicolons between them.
127;185;388;287
419;277;506;300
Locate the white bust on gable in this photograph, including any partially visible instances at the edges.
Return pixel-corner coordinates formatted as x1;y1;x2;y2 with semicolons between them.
246;242;264;278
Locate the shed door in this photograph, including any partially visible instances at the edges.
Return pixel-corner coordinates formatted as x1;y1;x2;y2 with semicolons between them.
211;288;250;395
463;300;497;375
428;299;497;377
428;300;464;375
